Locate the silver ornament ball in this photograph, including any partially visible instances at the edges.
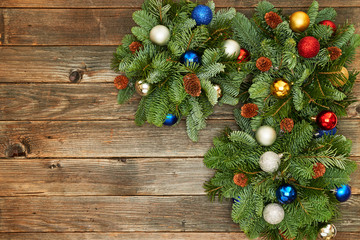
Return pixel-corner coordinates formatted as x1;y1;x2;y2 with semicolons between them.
319;224;337;240
259;151;282;173
263;203;285;225
135;80;151;96
256;126;277;146
150;25;170;46
223;39;241;58
213;84;222;99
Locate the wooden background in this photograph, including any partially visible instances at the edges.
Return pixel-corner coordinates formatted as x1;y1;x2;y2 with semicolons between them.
0;0;359;239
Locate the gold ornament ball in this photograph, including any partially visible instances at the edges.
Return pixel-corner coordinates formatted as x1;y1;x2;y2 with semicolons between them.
135;80;151;96
330;67;349;87
270;79;291;98
319;224;337;240
213;84;222;99
289;11;310;32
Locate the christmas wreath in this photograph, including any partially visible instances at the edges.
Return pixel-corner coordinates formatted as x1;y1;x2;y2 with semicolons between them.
204;1;359;240
112;0;244;141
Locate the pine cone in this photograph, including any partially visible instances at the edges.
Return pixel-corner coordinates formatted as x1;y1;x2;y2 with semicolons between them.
114;75;129;90
280;118;294;133
233;173;248;187
183;74;201;97
328;46;342;61
313;163;326;179
265;11;283;29
241;103;259;118
256;57;272;72
129;41;143;53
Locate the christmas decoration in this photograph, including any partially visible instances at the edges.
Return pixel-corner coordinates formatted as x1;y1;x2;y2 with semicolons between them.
163;113;178;126
316;110;338;130
263;203;285;225
289;11;310;32
314;127;337;138
237;48;250;63
213;84;222;99
259;151;281;173
327;47;342;61
265;11;282;29
233;196;241;203
313;162;326;179
223;39;241;57
280;118;294;133
191;5;213;26
129;41;143;53
135;80;151;96
114;75;129;90
180;50;201;65
319;224;337;240
276;184;297;204
256;126;277;146
319;20;337;34
241;103;258;118
298;36;320;58
233;173;248;187
149;25;171;46
256;57;272;72
335;185;351;202
329;66;349;87
183;74;201;97
270;78;291;98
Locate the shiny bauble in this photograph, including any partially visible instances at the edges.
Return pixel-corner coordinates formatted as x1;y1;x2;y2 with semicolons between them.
314;127;337;138
259;151;282;173
135;80;151;96
319;20;337;34
276;184;297;204
319;224;337;240
163;113;178;126
180;50;201;66
316;110;338;130
213;84;222;99
270;79;291;98
335;185;351;202
256;126;277;146
298;36;320;58
330;67;349;87
237;48;250;63
191;5;213;25
289;11;310;32
223;39;241;58
263;203;285;225
149;25;170;46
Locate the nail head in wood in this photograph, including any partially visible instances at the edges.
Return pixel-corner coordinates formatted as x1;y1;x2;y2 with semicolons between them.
69;70;83;83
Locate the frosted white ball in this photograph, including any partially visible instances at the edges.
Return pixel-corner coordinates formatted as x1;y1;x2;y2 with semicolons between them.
256;126;277;146
223;39;240;58
259;151;281;173
263;203;284;225
150;25;170;46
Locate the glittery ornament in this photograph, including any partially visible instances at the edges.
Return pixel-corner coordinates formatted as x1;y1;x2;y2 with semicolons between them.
256;126;277;146
237;48;250;63
265;11;283;29
316;110;338;130
313;163;326;179
271;79;291;98
280;118;294;133
256;57;272;72
183;74;201;97
114;75;129;90
191;5;213;25
314;127;337;138
233;173;248;187
328;47;342;61
135;80;151;96
319;20;337;34
259;151;282;173
180;50;201;66
241;103;258;118
329;67;349;87
335;185;351;202
298;36;320;58
163;113;178;126
223;39;241;58
289;11;310;32
129;41;143;53
276;184;297;204
149;25;170;46
319;224;337;240
213;84;222;99
263;203;285;225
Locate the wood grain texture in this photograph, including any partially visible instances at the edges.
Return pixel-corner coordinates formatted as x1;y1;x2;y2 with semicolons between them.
0;195;359;233
0;8;359;45
0;119;359;158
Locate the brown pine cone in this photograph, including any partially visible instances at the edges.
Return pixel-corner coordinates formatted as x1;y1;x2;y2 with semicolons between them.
280;118;294;133
256;57;272;72
328;46;342;61
265;11;283;29
183;74;201;97
233;173;248;187
313;163;326;179
129;41;143;53
114;75;129;90
241;103;259;118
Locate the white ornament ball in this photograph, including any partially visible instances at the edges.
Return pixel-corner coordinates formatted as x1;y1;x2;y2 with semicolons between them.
223;39;241;58
256;126;277;146
263;203;285;225
150;25;170;46
259;151;282;173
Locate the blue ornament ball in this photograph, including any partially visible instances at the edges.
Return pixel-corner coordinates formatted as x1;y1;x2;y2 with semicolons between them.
191;5;213;25
233;196;241;203
163;113;178;126
335;185;351;202
276;184;297;204
180;50;201;66
314;127;337;138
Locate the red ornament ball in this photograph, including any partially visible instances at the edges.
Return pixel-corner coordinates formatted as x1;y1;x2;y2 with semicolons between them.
237;48;250;63
298;36;320;58
319;20;337;34
316;110;338;130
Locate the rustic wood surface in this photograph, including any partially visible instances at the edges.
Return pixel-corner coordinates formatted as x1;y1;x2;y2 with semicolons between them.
0;0;359;239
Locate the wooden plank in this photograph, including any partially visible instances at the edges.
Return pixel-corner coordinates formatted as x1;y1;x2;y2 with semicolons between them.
0;8;359;45
0;157;358;197
0;195;359;233
0;119;359;158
